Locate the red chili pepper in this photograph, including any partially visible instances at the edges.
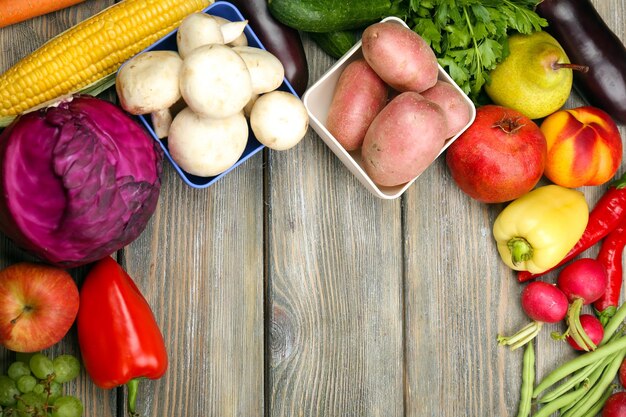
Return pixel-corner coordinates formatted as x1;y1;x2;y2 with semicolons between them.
518;171;626;282
77;256;168;416
593;216;626;325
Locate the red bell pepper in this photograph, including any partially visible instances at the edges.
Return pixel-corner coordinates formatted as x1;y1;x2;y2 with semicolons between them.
77;256;168;416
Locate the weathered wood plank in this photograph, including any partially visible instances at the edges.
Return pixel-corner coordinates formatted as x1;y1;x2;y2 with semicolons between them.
265;35;404;417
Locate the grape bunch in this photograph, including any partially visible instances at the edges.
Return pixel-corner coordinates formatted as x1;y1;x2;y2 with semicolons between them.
0;353;83;417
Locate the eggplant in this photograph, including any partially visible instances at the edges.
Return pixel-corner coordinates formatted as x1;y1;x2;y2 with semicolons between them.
536;0;626;124
229;0;309;96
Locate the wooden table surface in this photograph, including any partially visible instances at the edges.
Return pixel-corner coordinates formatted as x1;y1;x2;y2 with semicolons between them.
1;1;625;416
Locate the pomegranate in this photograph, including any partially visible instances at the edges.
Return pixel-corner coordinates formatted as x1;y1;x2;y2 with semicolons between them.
446;105;547;203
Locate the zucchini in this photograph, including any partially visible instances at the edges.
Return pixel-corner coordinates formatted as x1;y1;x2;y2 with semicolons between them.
310;30;359;59
267;0;405;33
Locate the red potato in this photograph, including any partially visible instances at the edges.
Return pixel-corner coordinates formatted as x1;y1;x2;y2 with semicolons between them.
421;81;472;138
361;92;447;187
361;21;439;93
326;59;388;151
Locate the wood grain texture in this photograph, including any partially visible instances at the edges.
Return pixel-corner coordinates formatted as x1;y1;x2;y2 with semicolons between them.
265;37;404;417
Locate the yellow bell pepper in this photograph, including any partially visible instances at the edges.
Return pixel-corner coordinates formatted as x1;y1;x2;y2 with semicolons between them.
493;185;589;274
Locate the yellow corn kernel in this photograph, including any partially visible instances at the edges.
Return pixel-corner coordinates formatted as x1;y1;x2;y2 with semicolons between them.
0;0;211;118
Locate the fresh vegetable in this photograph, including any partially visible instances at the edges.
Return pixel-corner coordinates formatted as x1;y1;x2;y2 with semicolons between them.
0;263;79;353
176;12;225;58
168;108;249;177
361;21;438;93
361;92;447;187
536;0;626;124
77;257;168;417
492;185;589;274
594;216;626;324
326;59;388;151
516;341;534;417
498;281;568;350
116;51;184;116
250;91;309;151
446;105;546;203
0;95;163;267
603;392;626;417
555;258;608;351
563;314;604;351
421;81;472;138
0;352;83;417
518;171;626;282
0;0;85;29
0;0;210;126
541;106;622;188
309;30;359;59
229;0;309;96
180;44;253;119
232;46;286;94
267;0;404;33
407;0;547;102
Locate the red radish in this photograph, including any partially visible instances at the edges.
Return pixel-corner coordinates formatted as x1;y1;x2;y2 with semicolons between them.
565;314;604;351
603;392;626;417
557;258;608;351
619;358;626;388
497;281;568;350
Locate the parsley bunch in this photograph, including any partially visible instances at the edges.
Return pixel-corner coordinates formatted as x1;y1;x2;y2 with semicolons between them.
405;0;547;103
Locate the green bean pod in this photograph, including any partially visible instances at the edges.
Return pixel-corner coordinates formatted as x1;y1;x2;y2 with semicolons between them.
540;353;608;403
580;384;617;417
516;341;535;417
533;336;626;398
533;381;590;417
559;357;610;415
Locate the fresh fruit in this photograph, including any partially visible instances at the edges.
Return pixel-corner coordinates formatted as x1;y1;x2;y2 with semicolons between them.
540;106;622;188
52;355;81;384
446;105;547;203
485;31;586;119
0;263;80;352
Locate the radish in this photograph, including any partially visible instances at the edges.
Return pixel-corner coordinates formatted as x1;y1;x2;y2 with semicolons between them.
603;392;626;417
497;281;569;350
564;314;604;351
556;258;608;351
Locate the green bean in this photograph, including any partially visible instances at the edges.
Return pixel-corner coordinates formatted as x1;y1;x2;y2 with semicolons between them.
580;384;617;417
533;335;626;398
533;380;590;417
516;341;534;417
563;349;626;417
558;356;611;415
601;302;626;345
539;352;609;403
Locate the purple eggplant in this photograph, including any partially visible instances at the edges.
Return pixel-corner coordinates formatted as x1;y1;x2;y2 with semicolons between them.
536;0;626;124
230;0;309;96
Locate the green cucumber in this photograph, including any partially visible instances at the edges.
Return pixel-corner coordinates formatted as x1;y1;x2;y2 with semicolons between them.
267;0;405;33
310;30;359;59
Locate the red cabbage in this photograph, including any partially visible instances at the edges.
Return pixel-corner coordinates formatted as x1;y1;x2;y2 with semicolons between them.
0;95;163;267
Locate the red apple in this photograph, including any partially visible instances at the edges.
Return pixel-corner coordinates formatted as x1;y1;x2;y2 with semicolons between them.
446;105;547;203
0;262;79;352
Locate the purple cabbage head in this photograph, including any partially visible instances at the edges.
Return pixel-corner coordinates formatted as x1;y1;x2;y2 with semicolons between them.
0;95;163;267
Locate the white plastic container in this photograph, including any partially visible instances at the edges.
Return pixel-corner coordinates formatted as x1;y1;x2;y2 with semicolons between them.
303;17;476;199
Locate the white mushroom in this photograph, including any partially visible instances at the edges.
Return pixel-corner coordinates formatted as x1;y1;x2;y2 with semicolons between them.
179;44;252;119
150;98;186;138
211;15;248;46
176;13;224;58
232;46;285;94
250;91;309;151
168;107;249;177
116;50;183;115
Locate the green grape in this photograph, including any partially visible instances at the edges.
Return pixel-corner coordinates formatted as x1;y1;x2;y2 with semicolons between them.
7;362;31;381
0;376;19;407
52;355;80;384
48;381;63;402
52;396;83;417
16;392;46;417
29;353;54;380
16;375;37;394
32;382;45;396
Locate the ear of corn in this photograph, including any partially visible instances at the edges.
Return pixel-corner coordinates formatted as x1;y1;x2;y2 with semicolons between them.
0;0;211;125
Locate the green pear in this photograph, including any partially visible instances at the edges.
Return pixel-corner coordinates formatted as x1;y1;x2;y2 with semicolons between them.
485;31;587;119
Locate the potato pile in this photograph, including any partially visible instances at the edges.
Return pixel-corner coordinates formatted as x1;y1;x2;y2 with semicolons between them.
116;13;309;178
326;21;472;187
